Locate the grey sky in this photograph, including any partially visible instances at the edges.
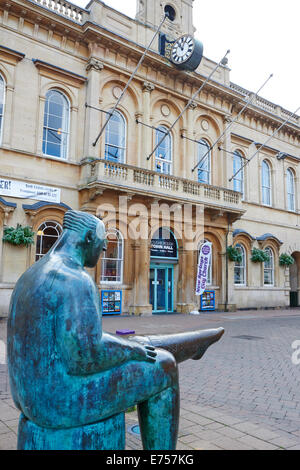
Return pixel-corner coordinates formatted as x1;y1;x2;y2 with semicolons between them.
74;0;299;114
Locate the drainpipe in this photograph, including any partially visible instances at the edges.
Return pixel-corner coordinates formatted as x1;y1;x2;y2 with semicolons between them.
224;214;230;312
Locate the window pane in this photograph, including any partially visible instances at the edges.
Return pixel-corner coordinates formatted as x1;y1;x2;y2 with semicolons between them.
233;152;244;196
101;230;123;283
105;111;126;163
43;90;69;159
35;221;62;261
197;140;210;184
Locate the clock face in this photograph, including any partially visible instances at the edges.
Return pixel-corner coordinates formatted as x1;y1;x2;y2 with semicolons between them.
171;35;195;65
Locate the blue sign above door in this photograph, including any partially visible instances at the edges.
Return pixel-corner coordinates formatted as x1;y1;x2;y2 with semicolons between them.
150;228;178;259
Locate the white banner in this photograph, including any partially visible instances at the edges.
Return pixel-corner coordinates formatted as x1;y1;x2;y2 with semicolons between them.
0;178;60;204
195;241;212;296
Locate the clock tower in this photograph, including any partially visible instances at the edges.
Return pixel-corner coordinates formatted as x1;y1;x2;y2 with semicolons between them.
136;0;196;39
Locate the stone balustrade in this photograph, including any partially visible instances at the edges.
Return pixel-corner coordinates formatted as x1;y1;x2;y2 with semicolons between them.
230;82;299;125
33;0;87;23
80;159;242;209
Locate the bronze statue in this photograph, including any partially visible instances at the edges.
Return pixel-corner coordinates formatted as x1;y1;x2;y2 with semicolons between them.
7;210;224;450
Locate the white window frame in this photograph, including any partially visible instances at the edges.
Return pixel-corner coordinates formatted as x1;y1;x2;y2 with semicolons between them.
155;125;172;175
233;151;244;198
264;247;274;287
234;243;247;286
262;160;272;206
43;89;70;160
0;74;5;146
197;139;211;184
100;229;124;285
287;168;295;212
35;220;62;261
104;110;126;163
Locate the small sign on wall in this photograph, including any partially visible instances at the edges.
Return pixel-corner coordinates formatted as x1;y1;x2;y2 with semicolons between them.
0;178;61;203
101;290;122;316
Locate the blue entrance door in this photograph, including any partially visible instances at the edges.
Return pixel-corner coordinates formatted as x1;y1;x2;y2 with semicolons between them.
150;265;174;314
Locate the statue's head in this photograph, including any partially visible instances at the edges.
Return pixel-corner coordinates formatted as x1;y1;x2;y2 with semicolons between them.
63;210;106;267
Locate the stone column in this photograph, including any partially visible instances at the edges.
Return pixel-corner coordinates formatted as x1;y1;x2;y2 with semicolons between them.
36;96;46;156
142;81;155;170
186;101;197;180
135;111;143;168
223;114;232;188
130;237;152;316
2;85;14;148
84;55;104;159
219;225;236;311
177;242;197;314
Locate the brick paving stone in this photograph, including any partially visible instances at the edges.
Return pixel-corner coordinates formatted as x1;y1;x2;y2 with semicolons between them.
215;427;246;439
213;436;256;450
188;439;222;450
0;432;17;450
238;435;280;450
269;437;300;449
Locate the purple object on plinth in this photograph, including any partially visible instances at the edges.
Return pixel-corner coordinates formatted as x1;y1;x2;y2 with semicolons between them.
116;329;135;336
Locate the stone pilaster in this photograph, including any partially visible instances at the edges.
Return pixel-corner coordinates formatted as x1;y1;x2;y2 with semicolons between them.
84;55;104;159
129;238;152;316
142;81;155;170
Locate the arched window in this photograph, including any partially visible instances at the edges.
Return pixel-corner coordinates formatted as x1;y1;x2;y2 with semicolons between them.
197;139;211;184
234;243;246;286
155;126;172;175
0;74;5;145
264;247;274;286
198;239;212;285
104;110;126;163
287;168;295;211
35;221;62;261
101;229;123;283
262;160;272;206
43;90;70;159
233;151;244;197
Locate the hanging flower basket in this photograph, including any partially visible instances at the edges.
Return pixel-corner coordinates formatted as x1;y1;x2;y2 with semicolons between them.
279;253;295;266
251;248;270;263
227;245;242;263
3;224;35;247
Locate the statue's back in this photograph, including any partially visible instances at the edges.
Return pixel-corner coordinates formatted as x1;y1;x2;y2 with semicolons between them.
7;253;66;420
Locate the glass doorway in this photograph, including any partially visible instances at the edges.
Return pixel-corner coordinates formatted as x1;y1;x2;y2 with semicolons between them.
150;265;174;314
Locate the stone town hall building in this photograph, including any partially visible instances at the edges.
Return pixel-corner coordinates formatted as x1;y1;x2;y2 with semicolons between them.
0;0;299;316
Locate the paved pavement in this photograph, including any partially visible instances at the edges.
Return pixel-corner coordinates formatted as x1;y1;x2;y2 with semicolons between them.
1;308;300;450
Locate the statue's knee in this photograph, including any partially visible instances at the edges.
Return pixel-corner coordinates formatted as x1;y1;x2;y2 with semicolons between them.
157;349;178;384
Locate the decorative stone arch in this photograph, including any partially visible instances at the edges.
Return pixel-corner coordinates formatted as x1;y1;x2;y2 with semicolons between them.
233;230;254;252
22;202;71;265
100;76;140;111
194;113;222;138
151;96;184;119
0;64;13;89
40;82;77;108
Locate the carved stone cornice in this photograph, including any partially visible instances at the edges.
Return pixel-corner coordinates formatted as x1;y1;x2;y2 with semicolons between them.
86;57;104;72
0;45;25;66
188;101;197;110
32;59;87;87
143;81;155;93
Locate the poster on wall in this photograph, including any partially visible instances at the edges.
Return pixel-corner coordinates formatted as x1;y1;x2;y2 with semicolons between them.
0;178;61;203
195;241;212;296
101;290;122;315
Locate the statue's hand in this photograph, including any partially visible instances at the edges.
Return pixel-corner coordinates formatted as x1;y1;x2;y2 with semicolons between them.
131;343;157;363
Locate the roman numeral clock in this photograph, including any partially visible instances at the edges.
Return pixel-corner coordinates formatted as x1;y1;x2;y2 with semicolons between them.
160;34;203;72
